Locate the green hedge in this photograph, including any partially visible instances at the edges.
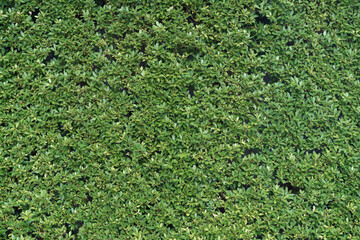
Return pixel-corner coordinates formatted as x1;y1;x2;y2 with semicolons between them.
1;0;360;239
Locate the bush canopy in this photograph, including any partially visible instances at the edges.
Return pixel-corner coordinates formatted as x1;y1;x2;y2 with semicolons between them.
1;0;360;239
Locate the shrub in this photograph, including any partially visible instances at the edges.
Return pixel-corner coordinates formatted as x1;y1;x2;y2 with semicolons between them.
1;0;360;239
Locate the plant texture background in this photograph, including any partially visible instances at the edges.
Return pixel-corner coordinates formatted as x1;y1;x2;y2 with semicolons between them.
1;0;360;239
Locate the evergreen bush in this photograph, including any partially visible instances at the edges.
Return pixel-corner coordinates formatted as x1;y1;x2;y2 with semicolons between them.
1;0;360;239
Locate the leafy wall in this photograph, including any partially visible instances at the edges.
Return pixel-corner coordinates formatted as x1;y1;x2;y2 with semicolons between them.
1;0;360;239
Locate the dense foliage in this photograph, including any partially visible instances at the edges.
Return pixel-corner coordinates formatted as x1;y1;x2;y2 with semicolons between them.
1;0;360;239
